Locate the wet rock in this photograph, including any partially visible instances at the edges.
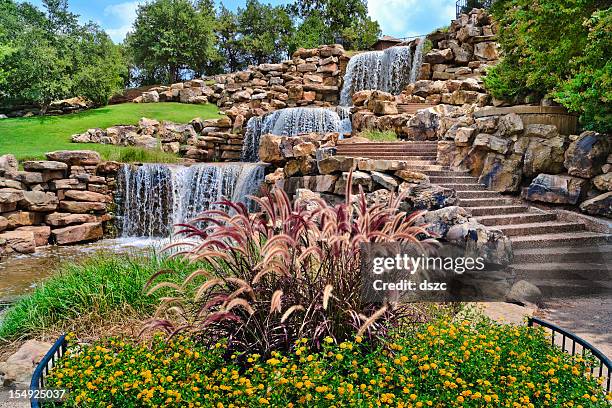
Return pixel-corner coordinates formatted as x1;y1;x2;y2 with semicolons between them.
19;191;59;212
0;230;36;253
524;173;587;205
564;131;611;178
479;153;523;192
46;150;101;166
52;222;104;245
579;192;611;218
317;156;356;174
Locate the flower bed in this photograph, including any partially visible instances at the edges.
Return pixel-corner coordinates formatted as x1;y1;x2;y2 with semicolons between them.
47;320;611;407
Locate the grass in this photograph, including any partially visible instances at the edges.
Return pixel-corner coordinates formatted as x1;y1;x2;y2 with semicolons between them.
0;253;201;341
0;102;222;161
360;129;398;142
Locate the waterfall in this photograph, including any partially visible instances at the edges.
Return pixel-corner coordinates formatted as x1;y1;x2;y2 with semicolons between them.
339;43;425;106
241;107;344;162
118;163;265;238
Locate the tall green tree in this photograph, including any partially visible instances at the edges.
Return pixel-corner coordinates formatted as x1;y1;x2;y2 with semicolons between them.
484;0;611;132
126;0;216;84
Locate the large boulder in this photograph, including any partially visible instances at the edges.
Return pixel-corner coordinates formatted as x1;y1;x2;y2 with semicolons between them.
473;133;511;155
564;131;611;178
15;225;51;246
414;206;470;239
258;134;283;164
46;150;101;166
0;340;52;387
398;182;457;211
317;156;356;174
496;113;523;136
478;153;523;192
579;192;611;218
51;222;104;245
448;222;513;266
524;173;587;205
520;136;566;177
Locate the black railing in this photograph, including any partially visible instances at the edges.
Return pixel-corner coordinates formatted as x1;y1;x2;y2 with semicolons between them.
528;317;612;392
30;334;68;408
456;0;494;18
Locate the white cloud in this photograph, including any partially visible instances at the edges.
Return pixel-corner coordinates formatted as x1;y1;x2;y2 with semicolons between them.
368;0;456;38
103;1;143;43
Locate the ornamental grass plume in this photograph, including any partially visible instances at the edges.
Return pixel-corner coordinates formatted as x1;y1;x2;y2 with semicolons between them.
144;175;438;356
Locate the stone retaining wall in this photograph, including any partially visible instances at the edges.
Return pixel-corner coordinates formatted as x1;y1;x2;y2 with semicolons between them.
0;151;119;257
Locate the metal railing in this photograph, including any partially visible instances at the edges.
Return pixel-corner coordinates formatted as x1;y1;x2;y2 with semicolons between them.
456;0;494;18
528;317;612;392
30;334;68;408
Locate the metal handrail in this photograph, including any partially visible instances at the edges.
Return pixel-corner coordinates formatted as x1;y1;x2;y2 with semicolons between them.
30;334;68;408
528;317;612;392
456;0;494;18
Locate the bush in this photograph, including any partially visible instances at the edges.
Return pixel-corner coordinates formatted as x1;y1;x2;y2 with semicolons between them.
145;185;438;356
484;0;611;132
47;319;612;407
0;254;199;340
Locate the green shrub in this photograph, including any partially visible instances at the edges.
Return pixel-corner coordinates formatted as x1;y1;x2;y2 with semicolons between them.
0;254;200;340
484;0;611;132
99;146;180;164
47;319;611;407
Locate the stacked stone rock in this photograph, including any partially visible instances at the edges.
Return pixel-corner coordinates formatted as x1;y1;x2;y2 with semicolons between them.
0;97;94;118
134;79;216;105
436;111;612;218
422;8;499;83
0;151;119;257
71;117;240;162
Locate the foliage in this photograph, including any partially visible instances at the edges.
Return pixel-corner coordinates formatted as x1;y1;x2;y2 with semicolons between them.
0;102;221;161
0;254;202;340
0;0;127;108
125;0;216;85
47;319;612;407
360;129;398;142
145;185;437;356
101;146;180;164
484;0;611;132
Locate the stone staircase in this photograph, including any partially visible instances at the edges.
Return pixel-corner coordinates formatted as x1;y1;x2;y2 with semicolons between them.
336;141;612;297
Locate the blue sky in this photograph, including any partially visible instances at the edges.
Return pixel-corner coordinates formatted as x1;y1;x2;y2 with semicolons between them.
25;0;457;43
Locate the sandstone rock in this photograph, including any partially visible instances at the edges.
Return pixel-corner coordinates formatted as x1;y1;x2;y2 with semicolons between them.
0;179;24;190
46;150;101;166
496;113;523;136
0;188;24;212
352;90;373;106
59;201;107;213
293;142;316;158
371;171;398;191
52;222;104;245
317;156;356;174
22;161;68;172
474;41;499;61
64;189;112;203
473;134;511;155
0;154;18;173
479;153;523;192
506;280;543;305
399;183;457;211
141;90;159;103
0;216;7;232
15;225;51;246
564;131;611;178
19;191;59;212
0;361;35;387
357;159;408;172
372;100;398;115
524;173;587;204
522;136;566;177
394;170;430;184
475;116;497;133
0;230;36;253
258;134;283;163
593;173;612;191
3;211;43;228
342;171;372;191
454;127;476;146
424;48;454;64
45;212;97;227
264;168;285;186
524;124;559;139
579;192;611;218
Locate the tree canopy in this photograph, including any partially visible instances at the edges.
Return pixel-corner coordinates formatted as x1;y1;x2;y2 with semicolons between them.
484;0;611;132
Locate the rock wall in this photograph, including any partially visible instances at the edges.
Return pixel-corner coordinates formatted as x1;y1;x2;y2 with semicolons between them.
0;97;94;119
71;117;242;162
0;151;119;257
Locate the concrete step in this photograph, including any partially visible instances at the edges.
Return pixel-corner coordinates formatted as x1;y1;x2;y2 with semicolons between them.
429;176;480;183
438;183;487;191
510;231;611;249
422;170;471;177
497;221;586;237
475;212;557;226
337;148;438;153
512;263;611;280
458;197;516;207
468;205;529;216
356;159;438;165
513;245;612;264
456;190;504;199
338;142;438;146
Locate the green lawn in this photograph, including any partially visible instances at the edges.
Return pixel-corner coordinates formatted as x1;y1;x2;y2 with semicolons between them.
0;102;222;161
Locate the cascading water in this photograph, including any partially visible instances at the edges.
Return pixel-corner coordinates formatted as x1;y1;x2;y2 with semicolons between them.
241;107;344;162
339;42;425;106
118;163;265;237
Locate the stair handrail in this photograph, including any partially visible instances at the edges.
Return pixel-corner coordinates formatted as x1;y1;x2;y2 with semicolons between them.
29;334;68;408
